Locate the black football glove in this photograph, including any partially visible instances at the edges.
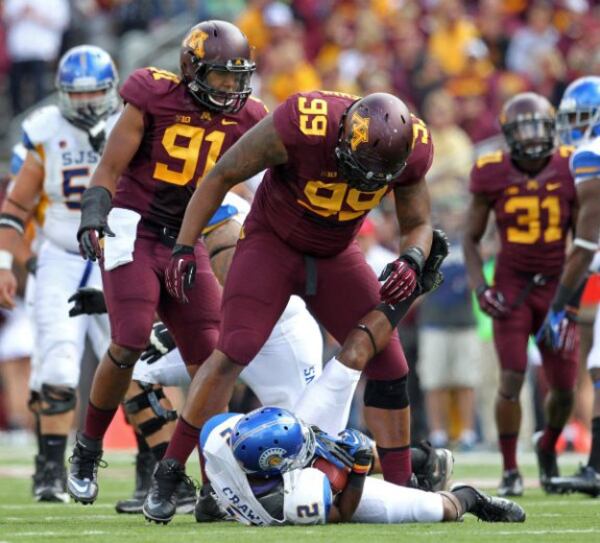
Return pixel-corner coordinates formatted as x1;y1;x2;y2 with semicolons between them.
140;322;176;364
420;229;450;294
71;106;107;154
68;287;107;317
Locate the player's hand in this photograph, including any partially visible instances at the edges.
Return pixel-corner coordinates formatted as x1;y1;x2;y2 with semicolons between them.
68;287;107;317
536;308;578;354
312;427;354;470
475;284;509;319
72;106;107;154
420;229;450;294
379;258;419;304
337;429;375;473
165;244;196;303
0;269;17;310
140;322;176;364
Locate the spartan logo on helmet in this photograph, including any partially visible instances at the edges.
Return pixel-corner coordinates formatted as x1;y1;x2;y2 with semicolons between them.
180;20;255;114
336;93;413;192
500;92;556;162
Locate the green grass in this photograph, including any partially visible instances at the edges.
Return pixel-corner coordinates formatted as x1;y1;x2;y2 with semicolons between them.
1;446;600;543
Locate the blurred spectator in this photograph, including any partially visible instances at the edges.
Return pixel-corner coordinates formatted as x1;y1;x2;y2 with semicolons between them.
4;0;69;114
506;0;559;84
422;89;473;183
417;186;480;450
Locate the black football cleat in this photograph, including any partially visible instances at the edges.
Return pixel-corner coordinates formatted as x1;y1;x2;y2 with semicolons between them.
143;459;193;524
115;451;156;514
175;477;198;514
546;465;600;497
413;441;454;492
67;433;105;504
194;483;226;522
534;432;559;492
31;454;46;499
36;461;69;503
454;484;526;522
497;469;524;497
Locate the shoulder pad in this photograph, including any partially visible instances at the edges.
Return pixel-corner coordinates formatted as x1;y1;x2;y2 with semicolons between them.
22;106;62;147
248;95;269;114
474;149;505;170
572;146;600;181
120;67;181;110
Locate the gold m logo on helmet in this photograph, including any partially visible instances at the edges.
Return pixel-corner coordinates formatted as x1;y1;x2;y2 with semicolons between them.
350;112;369;151
185;29;209;58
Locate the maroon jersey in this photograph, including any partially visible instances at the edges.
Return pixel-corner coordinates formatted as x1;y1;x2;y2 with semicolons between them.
469;146;576;274
112;67;268;229
249;91;434;257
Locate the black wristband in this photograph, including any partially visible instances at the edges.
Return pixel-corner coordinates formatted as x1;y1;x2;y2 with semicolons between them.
173;243;194;256
0;213;25;235
552;283;576;312
400;246;426;274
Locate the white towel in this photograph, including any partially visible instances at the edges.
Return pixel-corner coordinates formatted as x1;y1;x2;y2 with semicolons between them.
103;207;141;271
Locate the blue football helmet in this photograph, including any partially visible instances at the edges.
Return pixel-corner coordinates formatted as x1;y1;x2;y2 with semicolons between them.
231;407;315;477
56;45;119;124
557;76;600;145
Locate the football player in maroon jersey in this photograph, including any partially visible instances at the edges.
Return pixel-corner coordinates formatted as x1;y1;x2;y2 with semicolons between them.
144;91;436;523
66;20;267;505
463;92;579;497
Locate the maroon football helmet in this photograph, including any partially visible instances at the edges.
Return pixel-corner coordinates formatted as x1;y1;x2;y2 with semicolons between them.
180;20;255;114
335;93;414;192
500;92;556;161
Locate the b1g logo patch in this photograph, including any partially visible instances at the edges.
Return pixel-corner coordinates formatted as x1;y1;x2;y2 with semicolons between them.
258;448;287;471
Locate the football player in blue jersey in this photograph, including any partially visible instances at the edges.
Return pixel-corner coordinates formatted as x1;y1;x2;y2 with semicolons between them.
537;76;600;496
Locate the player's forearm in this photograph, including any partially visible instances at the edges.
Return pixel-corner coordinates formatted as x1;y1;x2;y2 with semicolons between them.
559;247;594;294
462;236;486;290
398;222;433;259
89;161;120;196
335;473;366;522
177;177;230;246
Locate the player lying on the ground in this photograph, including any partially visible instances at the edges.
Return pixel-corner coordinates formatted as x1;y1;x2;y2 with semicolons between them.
195;406;525;526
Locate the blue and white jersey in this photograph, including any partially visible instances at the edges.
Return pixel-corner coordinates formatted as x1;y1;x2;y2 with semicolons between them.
21;105;119;252
201;413;331;526
571;138;600;185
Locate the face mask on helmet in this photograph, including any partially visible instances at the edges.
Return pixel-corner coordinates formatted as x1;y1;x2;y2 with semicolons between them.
556;106;600;145
335;110;408;193
502;117;555;161
56;46;119;130
188;61;255;113
231;407;316;477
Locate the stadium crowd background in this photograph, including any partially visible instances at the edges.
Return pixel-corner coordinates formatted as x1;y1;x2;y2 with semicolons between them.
1;0;599;453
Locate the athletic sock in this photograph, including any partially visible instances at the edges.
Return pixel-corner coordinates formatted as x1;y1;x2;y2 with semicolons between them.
135;432;150;453
538;425;562;453
294;357;361;435
377;445;412;486
499;433;518;472
42;434;67;465
588;417;600;472
83;401;118;441
452;486;479;512
163;417;200;466
151;442;168;462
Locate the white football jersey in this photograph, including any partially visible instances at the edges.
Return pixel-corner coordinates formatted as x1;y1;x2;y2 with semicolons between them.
22;105;119;252
202;413;330;526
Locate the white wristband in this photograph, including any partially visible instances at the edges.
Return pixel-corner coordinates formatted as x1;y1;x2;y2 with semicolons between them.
573;238;600;252
0;250;14;270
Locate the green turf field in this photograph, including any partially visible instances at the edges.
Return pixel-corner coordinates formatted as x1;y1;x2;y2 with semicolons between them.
1;445;599;543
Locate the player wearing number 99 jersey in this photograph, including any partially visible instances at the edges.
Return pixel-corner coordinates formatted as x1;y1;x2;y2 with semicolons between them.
463;92;578;497
67;20;266;505
144;89;435;523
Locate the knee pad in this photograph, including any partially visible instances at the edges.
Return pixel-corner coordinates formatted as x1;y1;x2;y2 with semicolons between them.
364;376;409;409
40;384;76;416
123;382;177;438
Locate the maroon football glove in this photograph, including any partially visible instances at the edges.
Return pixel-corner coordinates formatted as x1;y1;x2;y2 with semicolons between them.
379;258;419;305
165;244;196;303
476;284;509;319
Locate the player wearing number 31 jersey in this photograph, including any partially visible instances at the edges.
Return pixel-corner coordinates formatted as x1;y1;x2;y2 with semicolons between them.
67;20;266;505
463;92;578;498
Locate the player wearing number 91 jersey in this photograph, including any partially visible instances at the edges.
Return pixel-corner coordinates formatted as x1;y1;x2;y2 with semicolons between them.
67;20;265;506
463;92;578;498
